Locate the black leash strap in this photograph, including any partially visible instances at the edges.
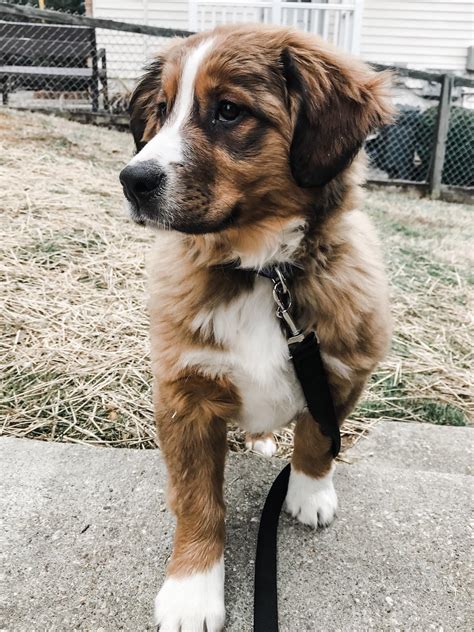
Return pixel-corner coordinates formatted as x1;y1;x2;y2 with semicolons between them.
253;266;340;632
253;464;291;632
289;332;341;458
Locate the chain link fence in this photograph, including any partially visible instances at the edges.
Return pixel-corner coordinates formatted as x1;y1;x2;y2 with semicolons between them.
0;3;184;113
367;66;474;193
1;2;473;197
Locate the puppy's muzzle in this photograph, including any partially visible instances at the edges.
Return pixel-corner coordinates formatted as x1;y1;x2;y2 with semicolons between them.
119;160;166;210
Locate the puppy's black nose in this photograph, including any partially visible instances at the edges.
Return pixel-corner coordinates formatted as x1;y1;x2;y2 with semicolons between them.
119;160;165;202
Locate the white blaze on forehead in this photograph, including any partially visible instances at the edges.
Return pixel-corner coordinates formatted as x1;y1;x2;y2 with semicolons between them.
131;37;215;168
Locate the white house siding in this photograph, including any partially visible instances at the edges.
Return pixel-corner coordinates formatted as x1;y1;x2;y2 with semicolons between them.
93;0;189;30
92;0;474;83
360;0;474;72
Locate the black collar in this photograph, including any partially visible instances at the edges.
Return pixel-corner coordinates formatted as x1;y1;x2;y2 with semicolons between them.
215;259;298;282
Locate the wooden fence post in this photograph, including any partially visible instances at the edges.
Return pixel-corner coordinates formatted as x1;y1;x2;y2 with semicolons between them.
428;73;454;199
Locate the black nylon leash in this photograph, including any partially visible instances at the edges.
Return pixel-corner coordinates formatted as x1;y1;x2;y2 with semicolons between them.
252;265;340;632
254;463;291;632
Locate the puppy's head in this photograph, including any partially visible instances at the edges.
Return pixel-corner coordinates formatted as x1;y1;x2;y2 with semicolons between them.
120;26;391;235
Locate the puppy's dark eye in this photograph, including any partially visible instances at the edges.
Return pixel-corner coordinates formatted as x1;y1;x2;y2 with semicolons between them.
157;102;167;119
217;101;242;123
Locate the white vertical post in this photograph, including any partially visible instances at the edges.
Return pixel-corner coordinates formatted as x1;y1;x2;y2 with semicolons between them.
322;9;329;40
189;0;199;31
292;7;298;26
143;0;149;64
352;0;364;55
271;0;281;25
333;10;340;45
343;12;350;50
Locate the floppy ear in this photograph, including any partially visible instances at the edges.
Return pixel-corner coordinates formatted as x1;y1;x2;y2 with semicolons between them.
282;34;393;187
129;57;165;152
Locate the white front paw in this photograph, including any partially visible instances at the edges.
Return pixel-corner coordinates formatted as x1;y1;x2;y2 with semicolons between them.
154;557;225;631
245;433;277;457
284;465;338;528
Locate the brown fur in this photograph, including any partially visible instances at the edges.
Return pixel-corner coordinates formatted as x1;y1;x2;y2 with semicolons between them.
156;374;239;576
126;25;393;586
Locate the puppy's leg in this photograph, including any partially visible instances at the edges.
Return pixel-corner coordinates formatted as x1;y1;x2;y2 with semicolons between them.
285;381;366;529
285;412;338;528
154;375;239;632
245;431;277;457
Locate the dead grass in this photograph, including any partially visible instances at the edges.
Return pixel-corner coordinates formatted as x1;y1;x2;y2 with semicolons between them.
1;109;472;456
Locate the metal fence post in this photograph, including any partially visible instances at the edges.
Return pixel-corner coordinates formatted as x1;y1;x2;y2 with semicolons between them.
90;43;99;113
428;73;454;199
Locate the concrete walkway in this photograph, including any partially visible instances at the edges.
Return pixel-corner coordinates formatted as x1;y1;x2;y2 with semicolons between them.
1;422;472;631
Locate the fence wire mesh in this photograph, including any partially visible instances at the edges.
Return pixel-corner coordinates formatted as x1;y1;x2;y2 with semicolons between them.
443;102;474;187
366;75;474;188
0;16;171;112
1;9;473;190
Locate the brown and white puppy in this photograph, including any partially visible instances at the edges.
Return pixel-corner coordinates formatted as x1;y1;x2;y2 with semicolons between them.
120;25;392;632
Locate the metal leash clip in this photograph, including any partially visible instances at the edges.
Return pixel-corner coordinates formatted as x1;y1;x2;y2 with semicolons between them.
271;267;305;345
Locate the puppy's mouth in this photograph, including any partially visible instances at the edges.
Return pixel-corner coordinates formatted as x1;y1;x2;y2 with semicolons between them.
123;192;239;235
122;189;160;227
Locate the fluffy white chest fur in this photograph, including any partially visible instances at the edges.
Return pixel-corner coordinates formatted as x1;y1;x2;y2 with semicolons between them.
183;277;306;433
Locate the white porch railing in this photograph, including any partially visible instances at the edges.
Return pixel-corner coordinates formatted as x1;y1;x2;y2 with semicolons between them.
189;0;364;54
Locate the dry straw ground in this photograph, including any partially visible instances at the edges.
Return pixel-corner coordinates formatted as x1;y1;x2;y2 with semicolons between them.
1;109;472;456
